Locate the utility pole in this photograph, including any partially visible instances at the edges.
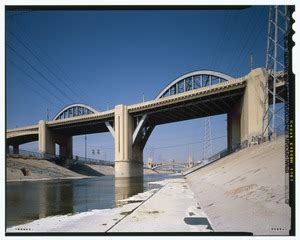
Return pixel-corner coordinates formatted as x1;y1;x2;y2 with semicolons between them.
250;54;253;71
84;135;87;161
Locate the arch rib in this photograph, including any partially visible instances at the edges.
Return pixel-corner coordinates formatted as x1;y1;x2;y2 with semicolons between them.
53;103;98;120
156;70;234;99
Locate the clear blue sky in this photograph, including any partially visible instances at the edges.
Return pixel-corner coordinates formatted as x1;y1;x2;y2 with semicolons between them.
6;6;269;162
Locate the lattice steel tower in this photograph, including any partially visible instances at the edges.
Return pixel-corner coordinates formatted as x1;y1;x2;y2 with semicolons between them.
263;6;291;138
203;117;212;160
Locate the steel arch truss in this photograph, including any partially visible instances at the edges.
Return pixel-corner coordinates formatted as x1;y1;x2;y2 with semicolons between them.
133;70;234;149
156;70;234;99
53;104;98;120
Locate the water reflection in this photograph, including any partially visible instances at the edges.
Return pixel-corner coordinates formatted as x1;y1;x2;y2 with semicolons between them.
7;180;74;227
6;174;172;228
38;181;74;218
114;177;144;206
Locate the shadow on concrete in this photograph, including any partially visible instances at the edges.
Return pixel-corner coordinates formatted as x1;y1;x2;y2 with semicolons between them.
184;217;213;230
69;163;104;177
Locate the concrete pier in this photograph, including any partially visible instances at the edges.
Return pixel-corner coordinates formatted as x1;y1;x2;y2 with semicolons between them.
38;120;55;156
114;105;143;178
38;120;73;158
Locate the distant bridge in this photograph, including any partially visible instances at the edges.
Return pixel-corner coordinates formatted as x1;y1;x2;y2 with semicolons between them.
150;162;188;171
6;68;286;178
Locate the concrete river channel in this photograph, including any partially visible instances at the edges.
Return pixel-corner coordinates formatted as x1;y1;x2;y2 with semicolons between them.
6;174;174;228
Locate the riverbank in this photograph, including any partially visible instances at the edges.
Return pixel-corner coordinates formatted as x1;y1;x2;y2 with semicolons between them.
6;177;212;233
186;136;290;235
6;137;289;234
6;157;84;181
6;157;158;182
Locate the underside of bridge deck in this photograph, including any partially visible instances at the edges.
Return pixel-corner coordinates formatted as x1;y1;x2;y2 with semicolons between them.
142;88;245;126
49;118;114;136
6;134;38;146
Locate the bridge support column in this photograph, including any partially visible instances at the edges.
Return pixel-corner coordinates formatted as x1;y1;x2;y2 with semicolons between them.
58;136;73;159
38;120;55;157
228;68;268;151
13;145;19;154
227;98;242;151
114;104;144;178
240;68;268;144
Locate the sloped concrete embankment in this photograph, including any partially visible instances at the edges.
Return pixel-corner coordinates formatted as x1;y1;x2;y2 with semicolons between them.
185;136;291;235
69;163;114;176
6;157;84;181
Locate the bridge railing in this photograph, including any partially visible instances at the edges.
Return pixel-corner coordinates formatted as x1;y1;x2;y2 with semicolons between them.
6;149;114;166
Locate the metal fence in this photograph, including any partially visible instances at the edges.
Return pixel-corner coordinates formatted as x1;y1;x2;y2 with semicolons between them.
73;155;114;166
7;149;114;166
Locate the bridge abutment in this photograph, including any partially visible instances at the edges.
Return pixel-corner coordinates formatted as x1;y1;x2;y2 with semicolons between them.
114;104;144;178
228;68;268;150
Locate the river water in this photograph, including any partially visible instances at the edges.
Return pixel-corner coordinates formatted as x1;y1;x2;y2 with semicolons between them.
6;174;175;228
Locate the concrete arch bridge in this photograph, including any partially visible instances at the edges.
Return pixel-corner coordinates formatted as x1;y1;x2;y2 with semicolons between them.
7;68;286;178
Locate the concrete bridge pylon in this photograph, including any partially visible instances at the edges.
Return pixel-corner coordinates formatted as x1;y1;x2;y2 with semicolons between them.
114;104;144;178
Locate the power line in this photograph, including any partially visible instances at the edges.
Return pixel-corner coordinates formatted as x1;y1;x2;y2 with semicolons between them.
145;135;226;150
213;12;234;71
7;19;91;100
7;30;85;102
224;9;257;74
7;70;61;109
232;18;267;74
7;58;67;105
7;43;75;104
227;7;266;74
208;11;232;70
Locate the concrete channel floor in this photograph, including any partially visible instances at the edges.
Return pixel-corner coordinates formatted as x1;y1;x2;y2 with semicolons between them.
108;178;212;232
7;178;212;233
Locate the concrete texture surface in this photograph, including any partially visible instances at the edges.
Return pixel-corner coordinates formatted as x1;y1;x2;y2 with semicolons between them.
186;136;290;235
86;164;114;175
6;157;83;181
109;178;212;232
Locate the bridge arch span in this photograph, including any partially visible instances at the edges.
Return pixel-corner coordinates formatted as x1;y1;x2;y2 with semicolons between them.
156;70;234;99
152;163;187;170
53;103;98;120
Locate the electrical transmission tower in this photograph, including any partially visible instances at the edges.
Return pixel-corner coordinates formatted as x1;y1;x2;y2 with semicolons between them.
263;6;291;139
203;117;212;160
